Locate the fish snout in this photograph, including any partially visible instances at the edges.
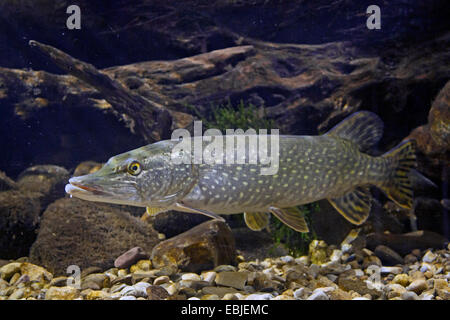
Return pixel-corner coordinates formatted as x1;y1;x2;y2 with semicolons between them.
66;176;106;195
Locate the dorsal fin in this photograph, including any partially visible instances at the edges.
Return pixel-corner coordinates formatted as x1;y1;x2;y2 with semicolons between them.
326;111;384;151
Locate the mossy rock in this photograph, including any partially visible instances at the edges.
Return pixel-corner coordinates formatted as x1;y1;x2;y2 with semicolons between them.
29;198;160;276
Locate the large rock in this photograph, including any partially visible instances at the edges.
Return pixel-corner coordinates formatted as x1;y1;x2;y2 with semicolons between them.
17;165;70;208
0;190;41;259
408;80;450;181
29;198;160;275
151;220;236;273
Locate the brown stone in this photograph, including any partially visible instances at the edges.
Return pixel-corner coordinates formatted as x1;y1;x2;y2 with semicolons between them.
151;220;236;273
146;285;169;300
114;247;149;269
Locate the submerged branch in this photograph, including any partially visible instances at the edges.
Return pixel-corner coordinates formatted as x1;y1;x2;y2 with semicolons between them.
29;40;172;142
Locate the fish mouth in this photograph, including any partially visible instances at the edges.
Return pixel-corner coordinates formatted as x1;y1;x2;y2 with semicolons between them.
65;180;110;197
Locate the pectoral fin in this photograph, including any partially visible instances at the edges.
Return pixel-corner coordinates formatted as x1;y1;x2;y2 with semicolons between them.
328;186;372;225
141;207;167;222
244;212;271;231
269;206;309;233
174;202;225;222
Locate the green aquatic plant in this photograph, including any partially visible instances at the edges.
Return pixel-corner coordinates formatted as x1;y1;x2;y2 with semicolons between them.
186;99;275;132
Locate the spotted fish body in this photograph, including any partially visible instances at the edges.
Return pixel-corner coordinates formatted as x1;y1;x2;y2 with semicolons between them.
65;111;417;232
185;136;367;212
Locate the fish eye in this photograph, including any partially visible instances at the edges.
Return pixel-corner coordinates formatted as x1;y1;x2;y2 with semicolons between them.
127;161;142;176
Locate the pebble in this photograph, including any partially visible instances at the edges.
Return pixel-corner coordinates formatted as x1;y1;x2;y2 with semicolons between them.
201;294;219;300
86;290;112;300
114;247;148;269
134;282;151;297
406;279;428;294
295;256;309;265
45;286;80;300
392;274;411;287
181;273;201;281
8;288;25;300
380;266;403;275
153;275;170;286
401;291;420;300
146;285;169;300
214;265;237;272
307;288;330;300
422;251;437;263
293;287;305;299
245;293;274;300
222;293;239;300
280;256;294;264
329;250;342;262
215;271;248;290
0;263;21;281
0;236;448;301
308;264;320;278
201;271;216;283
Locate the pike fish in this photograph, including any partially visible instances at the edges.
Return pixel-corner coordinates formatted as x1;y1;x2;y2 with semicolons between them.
65;111;417;232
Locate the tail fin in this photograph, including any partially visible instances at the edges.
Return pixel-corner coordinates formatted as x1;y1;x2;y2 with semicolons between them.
380;139;417;209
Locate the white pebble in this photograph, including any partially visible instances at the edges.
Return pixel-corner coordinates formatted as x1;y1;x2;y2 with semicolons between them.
293;287;305;299
352;297;370;300
120;285;136;296
341;243;352;254
188;297;200;300
119;296;136;300
201;271;216;283
354;269;365;277
111;283;127;293
153;275;170;286
422;251;437;263
307;289;329;300
420;293;434;300
133;282;150;297
280;255;294;264
245;293;274;300
165;283;178;296
330;249;342;262
181;273;201;281
420;262;435;274
380;266;403;275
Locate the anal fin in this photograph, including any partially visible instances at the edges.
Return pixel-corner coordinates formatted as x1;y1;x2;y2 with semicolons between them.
328;186;372;225
269;206;309;233
244;212;270;231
